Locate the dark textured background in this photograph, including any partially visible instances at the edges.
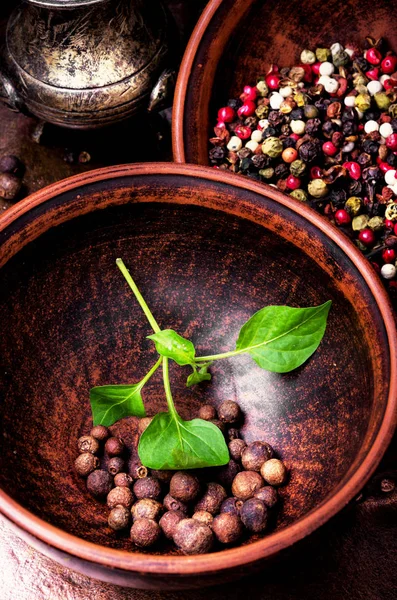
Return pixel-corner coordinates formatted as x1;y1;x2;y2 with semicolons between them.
0;1;396;599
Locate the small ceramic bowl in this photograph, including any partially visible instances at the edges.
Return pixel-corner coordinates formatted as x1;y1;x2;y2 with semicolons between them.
0;163;395;589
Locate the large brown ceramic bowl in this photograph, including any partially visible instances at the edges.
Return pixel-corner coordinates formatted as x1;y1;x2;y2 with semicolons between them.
0;163;396;589
172;0;397;165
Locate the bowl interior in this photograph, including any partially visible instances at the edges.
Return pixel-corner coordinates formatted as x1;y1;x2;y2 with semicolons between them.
0;167;391;554
174;0;397;165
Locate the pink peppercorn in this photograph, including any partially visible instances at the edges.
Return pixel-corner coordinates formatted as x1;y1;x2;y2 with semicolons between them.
266;74;280;90
384;78;397;90
394;224;397;236
237;101;256;118
358;229;376;246
382;249;396;264
381;55;397;74
234;125;252;140
343;161;361;180
335;209;351;225
286;175;301;190
299;64;313;82
312;62;321;75
366;67;380;81
386;134;397;151
366;48;382;65
289;133;300;141
385;219;394;229
243;85;257;101
311;166;322;179
323;141;338;156
217;107;235;123
378;160;394;173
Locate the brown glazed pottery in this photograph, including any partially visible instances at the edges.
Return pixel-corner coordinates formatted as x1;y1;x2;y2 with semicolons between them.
0;163;396;589
172;0;397;165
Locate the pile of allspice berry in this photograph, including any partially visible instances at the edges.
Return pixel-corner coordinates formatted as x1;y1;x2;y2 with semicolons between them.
209;38;397;305
74;401;288;555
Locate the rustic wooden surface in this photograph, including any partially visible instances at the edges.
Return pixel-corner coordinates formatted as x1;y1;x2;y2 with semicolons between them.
0;1;396;598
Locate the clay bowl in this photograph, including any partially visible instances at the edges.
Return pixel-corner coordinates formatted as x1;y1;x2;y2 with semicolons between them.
172;0;397;165
0;163;396;589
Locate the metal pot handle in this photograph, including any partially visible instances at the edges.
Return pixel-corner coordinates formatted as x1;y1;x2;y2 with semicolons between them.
0;62;26;114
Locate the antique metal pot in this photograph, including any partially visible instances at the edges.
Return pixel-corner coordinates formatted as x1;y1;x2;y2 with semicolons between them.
0;0;174;128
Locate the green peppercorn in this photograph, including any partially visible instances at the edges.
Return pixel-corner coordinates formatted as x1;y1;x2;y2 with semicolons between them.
332;50;349;67
255;104;269;119
308;179;328;198
389;104;397;119
345;196;362;216
262;137;283;158
259;167;275;179
290;160;306;177
374;92;390;111
368;216;384;232
294;92;308;107
290;189;308;202
355;93;371;112
352;214;370;231
385;202;397;222
315;48;331;62
256;80;269;97
303;105;319;119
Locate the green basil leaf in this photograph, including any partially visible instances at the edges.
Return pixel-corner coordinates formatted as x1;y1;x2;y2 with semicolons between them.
236;301;331;373
186;365;212;387
147;329;196;366
90;382;146;427
138;412;229;469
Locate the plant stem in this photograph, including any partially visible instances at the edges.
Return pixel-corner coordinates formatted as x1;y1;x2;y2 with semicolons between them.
116;259;160;334
195;349;245;362
141;356;162;387
162;357;179;421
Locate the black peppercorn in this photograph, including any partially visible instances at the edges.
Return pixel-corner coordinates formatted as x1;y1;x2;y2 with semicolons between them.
86;470;113;498
133;477;162;500
362;140;379;155
244;116;258;129
299;140;321;163
231;471;264;500
220;497;244;516
240;498;268;532
241;441;273;471
194;482;227;515
192;510;214;526
227;98;242;111
170;471;200;503
90;425;109;441
229;438;247;461
130;518;161;548
282;136;297;149
254;486;278;509
357;152;372;167
218;400;241;424
108;506;130;531
212;513;243;544
268;110;284;127
163;493;188;514
262;126;277;138
107;486;134;509
216;459;241;488
108;457;125;476
275;163;289;178
173;519;213;555
209;147;227;164
105;437;125;457
251;154;269;169
290;108;304;120
78;435;100;455
342;121;357;136
0;173;21;201
159;510;185;539
74;452;99;477
305;118;321;136
387;153;397;167
131;499;163;521
114;472;133;487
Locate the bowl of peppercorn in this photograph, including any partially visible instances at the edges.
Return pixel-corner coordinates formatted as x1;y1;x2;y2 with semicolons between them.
0;163;395;589
173;0;397;305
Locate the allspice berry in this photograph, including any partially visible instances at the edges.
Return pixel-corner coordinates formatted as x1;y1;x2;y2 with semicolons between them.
0;154;23;175
131;499;163;522
131;518;161;548
228;428;240;441
108;457;125;476
218;400;241;424
159;510;185;540
194;482;227;515
108;506;130;531
173;519;213;555
240;498;268;532
170;471;200;503
133;477;162;500
192;511;214;526
78;435;100;455
151;469;173;484
114;473;133;488
105;437;125;457
86;470;113;498
138;417;153;435
90;425;109;441
229;438;247;461
74;452;99;477
129;461;148;480
212;513;243;544
0;172;21;201
241;441;273;472
163;493;188;514
198;405;217;421
216;459;241;487
231;471;264;500
254;486;278;508
260;459;288;486
210;419;226;433
220;497;243;516
107;486;134;509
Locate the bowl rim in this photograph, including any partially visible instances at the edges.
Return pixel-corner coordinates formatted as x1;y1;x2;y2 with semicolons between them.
0;162;396;576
